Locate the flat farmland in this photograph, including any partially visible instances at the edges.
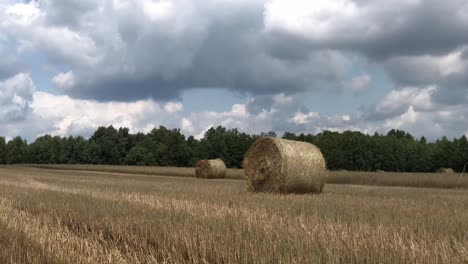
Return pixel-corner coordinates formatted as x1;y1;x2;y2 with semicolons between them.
0;166;467;263
27;164;468;189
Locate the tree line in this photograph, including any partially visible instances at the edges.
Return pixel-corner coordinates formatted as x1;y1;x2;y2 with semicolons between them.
0;126;467;172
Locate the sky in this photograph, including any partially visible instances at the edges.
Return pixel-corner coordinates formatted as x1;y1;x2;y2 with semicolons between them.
0;0;468;141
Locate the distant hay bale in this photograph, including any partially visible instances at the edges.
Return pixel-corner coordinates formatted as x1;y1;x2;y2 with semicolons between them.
195;159;226;179
243;137;327;194
376;169;385;173
437;168;455;174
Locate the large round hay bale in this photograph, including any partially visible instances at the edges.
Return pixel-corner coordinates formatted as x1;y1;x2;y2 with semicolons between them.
243;137;327;194
437;168;455;174
195;159;227;179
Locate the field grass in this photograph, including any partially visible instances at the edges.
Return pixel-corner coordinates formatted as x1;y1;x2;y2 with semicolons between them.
0;166;467;263
26;164;244;179
27;164;468;189
328;170;468;189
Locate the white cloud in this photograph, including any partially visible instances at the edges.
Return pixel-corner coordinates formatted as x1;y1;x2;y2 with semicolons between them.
164;102;184;113
31;91;171;137
288;110;365;135
289;112;320;125
264;0;363;41
273;93;294;105
361;85;468;139
380;106;449;139
0;84;466;141
0;73;35;121
384;106;419;128
4;1;41;27
1;0;100;67
375;86;435;116
439;49;467;77
285;85;468;139
350;74;371;92
32;26;100;67
52;71;76;91
230;104;247;117
181;118;194;133
142;0;175;21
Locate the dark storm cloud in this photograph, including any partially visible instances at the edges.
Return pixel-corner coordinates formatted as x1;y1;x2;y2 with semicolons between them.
14;0;349;102
359;0;468;60
5;0;467;110
267;0;468;60
431;89;468;106
384;57;441;87
41;0;96;28
383;48;468;106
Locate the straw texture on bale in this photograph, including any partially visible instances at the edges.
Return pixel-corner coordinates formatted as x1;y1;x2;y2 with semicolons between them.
243;137;327;194
437;168;455;174
195;159;227;179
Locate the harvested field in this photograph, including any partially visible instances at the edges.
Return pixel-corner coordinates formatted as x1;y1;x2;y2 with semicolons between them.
27;164;243;179
26;164;468;189
0;166;467;263
328;170;468;189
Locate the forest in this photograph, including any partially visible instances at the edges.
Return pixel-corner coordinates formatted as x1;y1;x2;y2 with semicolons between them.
0;126;467;172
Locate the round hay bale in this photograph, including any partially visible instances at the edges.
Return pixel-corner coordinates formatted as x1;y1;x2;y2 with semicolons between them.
195;159;226;179
437;168;455;174
243;137;327;194
376;169;385;173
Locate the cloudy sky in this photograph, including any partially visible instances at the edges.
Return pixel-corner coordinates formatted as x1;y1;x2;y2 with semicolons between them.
1;0;468;141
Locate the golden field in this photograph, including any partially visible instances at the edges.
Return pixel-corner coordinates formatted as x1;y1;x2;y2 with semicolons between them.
0;165;467;263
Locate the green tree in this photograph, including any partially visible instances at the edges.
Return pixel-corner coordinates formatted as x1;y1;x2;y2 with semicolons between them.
125;146;155;165
431;136;455;171
186;136;202;166
0;137;6;164
6;137;28;164
89;126;123;164
453;136;468;172
28;135;64;164
60;136;88;164
199;126;256;168
84;141;102;164
146;126;190;166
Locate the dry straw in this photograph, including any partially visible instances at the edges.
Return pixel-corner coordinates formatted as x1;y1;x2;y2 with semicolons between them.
437;168;455;174
195;159;227;179
243;137;327;194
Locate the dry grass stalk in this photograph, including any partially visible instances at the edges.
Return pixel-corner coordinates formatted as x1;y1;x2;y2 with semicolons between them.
0;166;467;263
243;137;327;194
195;159;226;179
437;168;455;174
